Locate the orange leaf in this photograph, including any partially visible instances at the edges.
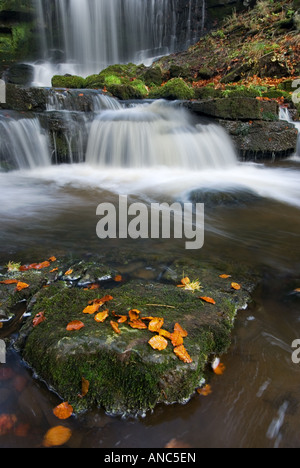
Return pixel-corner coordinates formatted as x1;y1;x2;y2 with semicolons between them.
53;402;73;420
48;256;57;262
0;414;17;436
149;335;168;351
66;320;84;331
148;317;164;333
16;282;29;292
94;310;109;323
219;274;231;279
197;384;212;396
181;277;190;285
170;330;184;347
33;311;46;327
83;304;101;315
50;268;58;273
114;275;123;282
0;279;18;285
110;321;121;334
43;426;72;447
64;269;73;276
199;296;216;305
159;329;172;339
80;377;90;397
231;282;241;290
128;319;147;329
117;315;127;324
174;323;188;338
34;261;51;270
129;309;141;321
173;345;193;363
214;363;226;375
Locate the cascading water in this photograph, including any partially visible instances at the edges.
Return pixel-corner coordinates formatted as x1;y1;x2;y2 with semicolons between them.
279;107;300;156
0;116;50;170
86;101;237;169
33;0;203;86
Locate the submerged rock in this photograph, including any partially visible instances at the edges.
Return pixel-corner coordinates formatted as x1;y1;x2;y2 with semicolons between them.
6;256;258;416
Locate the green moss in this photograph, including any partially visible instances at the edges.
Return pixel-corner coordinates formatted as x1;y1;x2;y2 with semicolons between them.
149;78;195;100
107;83;144;100
83;74;105;89
52;75;85;89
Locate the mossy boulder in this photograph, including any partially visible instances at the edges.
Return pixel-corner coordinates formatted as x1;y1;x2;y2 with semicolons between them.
52;75;86;89
188;97;279;121
149;78;195;101
12;258;255;416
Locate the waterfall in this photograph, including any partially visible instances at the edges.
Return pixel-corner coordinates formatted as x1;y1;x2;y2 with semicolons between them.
33;0;203;85
279;107;300;155
86;101;238;169
0;116;51;170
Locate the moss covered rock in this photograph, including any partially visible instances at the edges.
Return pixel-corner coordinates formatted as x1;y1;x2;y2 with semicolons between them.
149;78;195;100
12;258;255;416
52;75;86;89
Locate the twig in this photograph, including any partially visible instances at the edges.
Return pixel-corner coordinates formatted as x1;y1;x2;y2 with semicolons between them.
145;304;176;309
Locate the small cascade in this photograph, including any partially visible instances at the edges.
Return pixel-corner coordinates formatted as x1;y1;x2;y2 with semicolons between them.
0;116;51;170
86;100;238;169
279;107;300;155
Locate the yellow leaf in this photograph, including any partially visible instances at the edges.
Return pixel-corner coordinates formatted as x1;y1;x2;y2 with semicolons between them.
43;426;72;447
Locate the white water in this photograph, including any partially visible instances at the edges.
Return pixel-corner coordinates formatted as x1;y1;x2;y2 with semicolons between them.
0;117;50;170
33;0;202;86
86;101;237;169
0;101;299;215
279;107;300;156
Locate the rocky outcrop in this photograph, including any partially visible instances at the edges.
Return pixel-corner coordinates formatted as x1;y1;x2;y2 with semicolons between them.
0;255;257;415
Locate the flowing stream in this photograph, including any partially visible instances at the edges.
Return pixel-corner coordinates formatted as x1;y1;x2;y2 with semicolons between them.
0;94;300;448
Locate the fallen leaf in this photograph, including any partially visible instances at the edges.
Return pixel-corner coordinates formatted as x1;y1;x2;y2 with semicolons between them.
94;310;109;323
53;402;73;420
214;362;226;375
149;335;168;351
48;256;57;262
16;282;29;292
114;275;123;282
0;279;18;285
170;330;184;347
80;377;90;397
199;296;216;305
173;345;193;363
83;304;101;315
159;329;172;339
0;414;17;436
219;274;231;279
117;315;127;324
110;321;121;334
43;426;72;447
33;311;46;327
148;317;164;333
129;309;141;321
128;319;147;329
231;282;241;290
66;320;84;331
197;384;212;396
294;288;300;293
50;268;58;273
34;261;51;270
174;323;188;338
64;269;73;276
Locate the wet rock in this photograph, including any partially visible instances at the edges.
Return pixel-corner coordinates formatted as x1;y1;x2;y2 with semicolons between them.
219;119;298;160
186;97;279;121
14;258;257;416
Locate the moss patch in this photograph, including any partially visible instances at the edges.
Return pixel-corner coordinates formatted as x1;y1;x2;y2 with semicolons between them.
12;257;255;415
